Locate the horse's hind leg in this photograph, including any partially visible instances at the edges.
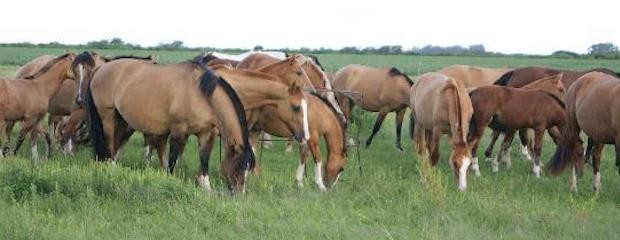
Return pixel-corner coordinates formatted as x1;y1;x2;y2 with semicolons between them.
518;129;533;161
429;128;441;166
496;130;515;172
197;130;216;192
484;130;501;161
532;128;544;178
591;141;604;192
167;134;188;175
365;109;388;148
0;120;7;158
13;118;39;158
394;108;406;152
296;143;309;188
3;121;14;156
615;137;620;176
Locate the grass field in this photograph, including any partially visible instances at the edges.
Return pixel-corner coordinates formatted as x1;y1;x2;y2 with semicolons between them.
1;47;620;239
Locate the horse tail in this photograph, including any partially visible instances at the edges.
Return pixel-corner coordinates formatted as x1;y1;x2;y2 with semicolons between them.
548;85;581;175
409;113;415;139
198;70;255;172
585;137;594;163
493;70;514;86
85;83;110;160
442;78;468;143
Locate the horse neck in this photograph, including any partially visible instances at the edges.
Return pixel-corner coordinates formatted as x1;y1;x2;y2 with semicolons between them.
218;70;290;109
209;83;245;152
32;63;69;99
320;103;345;159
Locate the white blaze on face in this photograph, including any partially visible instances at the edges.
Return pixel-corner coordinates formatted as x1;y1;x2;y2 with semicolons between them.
458;157;471;191
301;99;310;142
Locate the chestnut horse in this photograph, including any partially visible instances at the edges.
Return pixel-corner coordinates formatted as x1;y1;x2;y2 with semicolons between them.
0;53;75;159
252;93;347;191
410;72;473;191
548;72;620;193
333;65;413;151
482;74;566;166
468;81;567;178
438;64;511;88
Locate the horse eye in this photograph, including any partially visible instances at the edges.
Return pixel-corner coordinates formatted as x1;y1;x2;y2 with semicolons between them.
291;105;301;113
296;71;303;76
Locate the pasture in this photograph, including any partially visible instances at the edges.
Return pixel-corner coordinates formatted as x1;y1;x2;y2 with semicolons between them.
1;46;620;239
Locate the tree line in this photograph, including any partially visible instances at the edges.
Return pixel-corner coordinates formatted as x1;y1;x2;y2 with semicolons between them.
0;38;618;59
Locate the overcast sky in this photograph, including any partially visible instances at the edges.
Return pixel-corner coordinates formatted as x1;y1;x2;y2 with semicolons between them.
1;0;617;54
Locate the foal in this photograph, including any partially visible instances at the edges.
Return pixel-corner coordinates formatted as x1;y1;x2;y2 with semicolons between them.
468;81;566;178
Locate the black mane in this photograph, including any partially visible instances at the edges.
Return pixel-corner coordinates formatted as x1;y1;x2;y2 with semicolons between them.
72;51;97;70
388;67;413;86
109;55;155;63
307;54;325;71
24;53;72;79
494;70;514;86
589;68;620;79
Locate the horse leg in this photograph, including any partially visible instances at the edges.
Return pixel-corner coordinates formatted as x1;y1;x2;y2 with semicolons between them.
429;128;441;166
3;121;14;156
61;109;86;154
0;120;7;158
13;120;37;157
484;130;500;160
338;96;355;146
197;131;216;192
167;134;188;175
365;110;388;148
518;129;533;161
308;138;327;191
38;123;52;159
532;128;544;178
495;130;515;173
615;137;620;176
296;143;309;188
143;134;154;163
591;142;604;193
394;108;406;152
30;123;43;160
285;138;294;153
262;132;273;149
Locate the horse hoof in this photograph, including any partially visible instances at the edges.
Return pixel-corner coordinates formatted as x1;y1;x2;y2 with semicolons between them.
296;181;304;188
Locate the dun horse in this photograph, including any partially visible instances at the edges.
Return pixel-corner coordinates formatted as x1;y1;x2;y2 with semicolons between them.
410;72;473;191
548;72;620;192
0;53;75;159
252;93;347;191
333;65;413;151
468;77;567;178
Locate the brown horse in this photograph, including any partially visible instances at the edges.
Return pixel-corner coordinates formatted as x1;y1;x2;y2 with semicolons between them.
64;51;156;155
410;72;473;191
86;57;257;193
237;53;345;122
548;72;620;193
0;53;76;159
482;74;566;166
468;80;567;178
438;64;511;88
333;64;413;151
253;93;347;190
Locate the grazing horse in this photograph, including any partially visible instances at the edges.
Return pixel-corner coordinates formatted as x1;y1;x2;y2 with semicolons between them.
333;64;413;151
86;57;258;193
237;53;345;122
482;74;566;165
468;81;567;178
0;53;76;159
410;72;473;191
548;72;620;193
253;93;347;191
438;64;511;88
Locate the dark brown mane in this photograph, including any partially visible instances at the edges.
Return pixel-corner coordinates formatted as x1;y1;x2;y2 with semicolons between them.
589;68;620;78
24;53;72;79
307;55;325;71
308;92;347;154
72;51;97;70
388;67;413;86
109;55;155;63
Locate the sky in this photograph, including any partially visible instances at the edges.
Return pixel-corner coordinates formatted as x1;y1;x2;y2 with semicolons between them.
0;0;617;54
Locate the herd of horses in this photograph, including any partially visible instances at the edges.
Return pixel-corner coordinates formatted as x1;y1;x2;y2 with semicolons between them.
1;50;619;194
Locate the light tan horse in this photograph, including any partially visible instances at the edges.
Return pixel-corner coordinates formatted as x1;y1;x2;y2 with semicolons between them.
253;93;347;191
0;53;76;159
14;55;56;78
410;72;474;191
548;72;620;193
237;53;345;122
481;74;565;167
438;64;512;88
333;64;412;151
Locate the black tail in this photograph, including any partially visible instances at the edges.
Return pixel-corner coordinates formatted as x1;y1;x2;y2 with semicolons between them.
548;90;582;175
409;113;415;139
85;85;110;160
198;70;255;171
493;70;514;86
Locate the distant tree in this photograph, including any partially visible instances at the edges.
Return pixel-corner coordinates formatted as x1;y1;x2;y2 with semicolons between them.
339;46;360;54
551;50;580;58
253;45;264;51
468;44;486;54
588;42;619;58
